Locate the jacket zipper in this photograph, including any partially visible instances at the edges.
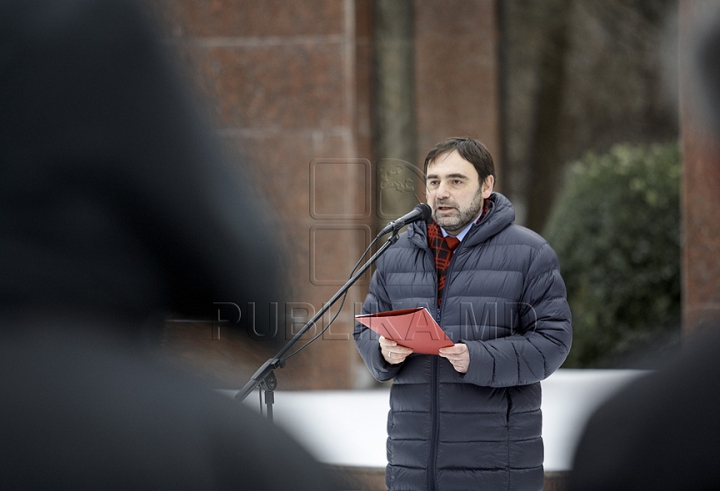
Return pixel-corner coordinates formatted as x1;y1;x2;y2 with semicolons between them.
428;246;459;491
418;229;466;491
428;244;440;491
429;354;439;491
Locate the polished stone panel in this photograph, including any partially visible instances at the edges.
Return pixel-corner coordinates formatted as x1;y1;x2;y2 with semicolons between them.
152;0;371;390
680;0;720;336
414;0;501;162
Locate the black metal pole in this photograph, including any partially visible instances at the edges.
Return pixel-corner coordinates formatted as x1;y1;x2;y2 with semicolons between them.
235;232;400;412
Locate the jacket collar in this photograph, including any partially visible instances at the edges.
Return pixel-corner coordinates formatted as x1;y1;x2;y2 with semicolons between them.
408;192;515;248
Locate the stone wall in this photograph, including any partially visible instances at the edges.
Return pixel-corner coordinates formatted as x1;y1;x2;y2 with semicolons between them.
151;0;501;391
153;0;376;390
679;0;720;336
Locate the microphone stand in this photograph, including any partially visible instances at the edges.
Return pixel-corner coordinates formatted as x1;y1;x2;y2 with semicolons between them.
235;229;402;419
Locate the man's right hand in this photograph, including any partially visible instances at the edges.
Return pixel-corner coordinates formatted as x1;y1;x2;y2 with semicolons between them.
379;336;413;364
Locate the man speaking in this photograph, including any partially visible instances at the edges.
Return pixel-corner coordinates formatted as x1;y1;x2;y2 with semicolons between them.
355;137;572;491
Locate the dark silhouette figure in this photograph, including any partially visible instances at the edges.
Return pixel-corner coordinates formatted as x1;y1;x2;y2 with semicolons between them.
0;0;336;489
568;8;720;490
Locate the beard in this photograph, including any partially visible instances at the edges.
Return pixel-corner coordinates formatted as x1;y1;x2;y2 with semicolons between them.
432;189;484;234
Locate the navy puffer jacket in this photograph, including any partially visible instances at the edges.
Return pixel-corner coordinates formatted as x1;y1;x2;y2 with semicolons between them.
355;193;572;491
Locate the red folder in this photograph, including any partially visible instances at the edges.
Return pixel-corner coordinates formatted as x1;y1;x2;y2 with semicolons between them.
355;307;454;355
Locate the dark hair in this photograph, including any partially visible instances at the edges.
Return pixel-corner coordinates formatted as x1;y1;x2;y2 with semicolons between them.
423;137;495;182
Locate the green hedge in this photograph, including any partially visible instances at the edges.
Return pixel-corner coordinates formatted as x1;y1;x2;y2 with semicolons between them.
544;142;681;367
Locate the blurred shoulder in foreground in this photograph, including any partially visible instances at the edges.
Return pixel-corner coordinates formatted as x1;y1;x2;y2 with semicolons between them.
568;327;720;490
569;9;720;489
0;0;336;488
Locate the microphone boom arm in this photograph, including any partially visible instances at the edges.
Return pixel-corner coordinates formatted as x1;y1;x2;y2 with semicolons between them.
235;231;403;414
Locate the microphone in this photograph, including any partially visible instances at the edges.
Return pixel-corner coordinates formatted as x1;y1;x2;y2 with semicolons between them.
377;203;432;237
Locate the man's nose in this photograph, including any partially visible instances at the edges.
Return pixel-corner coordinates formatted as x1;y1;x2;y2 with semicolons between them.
435;181;451;198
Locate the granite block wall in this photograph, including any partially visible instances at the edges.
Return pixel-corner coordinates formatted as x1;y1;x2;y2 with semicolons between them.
150;0;501;391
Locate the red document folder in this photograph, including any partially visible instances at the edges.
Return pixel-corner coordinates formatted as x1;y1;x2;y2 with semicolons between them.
355;307;454;355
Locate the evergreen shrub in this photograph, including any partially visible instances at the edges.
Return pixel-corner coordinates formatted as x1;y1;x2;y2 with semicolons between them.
544;142;681;367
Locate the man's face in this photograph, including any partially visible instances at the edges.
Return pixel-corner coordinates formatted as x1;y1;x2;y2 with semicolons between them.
426;150;494;234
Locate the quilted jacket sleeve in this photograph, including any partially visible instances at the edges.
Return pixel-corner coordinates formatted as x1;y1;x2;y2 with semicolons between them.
354;261;405;382
461;242;572;387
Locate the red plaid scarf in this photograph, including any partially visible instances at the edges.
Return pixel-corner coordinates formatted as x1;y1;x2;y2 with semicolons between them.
428;200;490;306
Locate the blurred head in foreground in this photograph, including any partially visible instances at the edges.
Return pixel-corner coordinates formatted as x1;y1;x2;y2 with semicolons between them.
0;0;335;488
568;7;720;490
695;4;720;136
0;0;284;338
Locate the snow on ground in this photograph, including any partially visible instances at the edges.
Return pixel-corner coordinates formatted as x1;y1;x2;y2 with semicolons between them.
230;368;647;472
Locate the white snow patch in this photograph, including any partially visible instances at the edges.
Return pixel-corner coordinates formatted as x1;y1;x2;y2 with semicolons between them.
226;368;647;471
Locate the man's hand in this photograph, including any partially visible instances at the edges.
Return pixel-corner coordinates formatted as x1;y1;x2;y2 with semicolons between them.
439;343;469;373
379;336;413;364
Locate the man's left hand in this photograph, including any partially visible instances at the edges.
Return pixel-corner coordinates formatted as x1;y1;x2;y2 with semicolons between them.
438;343;469;373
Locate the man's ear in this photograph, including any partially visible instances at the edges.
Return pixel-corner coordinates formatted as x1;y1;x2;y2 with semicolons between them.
481;175;495;199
